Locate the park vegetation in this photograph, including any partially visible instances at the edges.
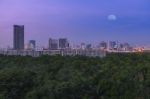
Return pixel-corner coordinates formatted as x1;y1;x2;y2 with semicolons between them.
0;53;150;99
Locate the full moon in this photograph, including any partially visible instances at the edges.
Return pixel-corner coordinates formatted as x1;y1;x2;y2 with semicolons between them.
107;14;117;21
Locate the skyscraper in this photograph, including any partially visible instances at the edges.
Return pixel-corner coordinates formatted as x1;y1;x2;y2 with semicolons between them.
86;44;92;50
100;41;107;49
109;41;117;50
59;38;69;49
29;40;36;49
49;38;58;50
13;25;24;50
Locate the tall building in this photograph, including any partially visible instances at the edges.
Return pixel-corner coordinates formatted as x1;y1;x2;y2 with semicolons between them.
81;43;86;50
49;38;58;50
13;25;24;50
109;41;117;50
119;43;132;51
29;40;36;49
86;44;92;49
100;41;107;49
122;43;131;51
59;38;69;49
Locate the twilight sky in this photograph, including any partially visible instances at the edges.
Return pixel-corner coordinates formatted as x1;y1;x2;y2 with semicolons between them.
0;0;150;47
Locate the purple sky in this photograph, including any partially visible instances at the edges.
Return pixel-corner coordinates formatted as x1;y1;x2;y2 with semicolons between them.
0;0;150;47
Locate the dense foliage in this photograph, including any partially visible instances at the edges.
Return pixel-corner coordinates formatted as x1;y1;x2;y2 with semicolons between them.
0;53;150;99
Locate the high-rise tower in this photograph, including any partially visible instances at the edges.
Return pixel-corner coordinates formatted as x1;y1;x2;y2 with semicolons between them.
13;25;24;50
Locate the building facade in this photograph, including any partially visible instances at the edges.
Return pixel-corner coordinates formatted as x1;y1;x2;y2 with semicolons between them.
109;41;117;50
13;25;24;50
29;40;36;50
100;41;107;49
59;38;69;49
0;49;106;57
49;38;58;50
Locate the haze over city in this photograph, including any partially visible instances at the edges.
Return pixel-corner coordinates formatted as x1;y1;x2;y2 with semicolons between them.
0;0;150;47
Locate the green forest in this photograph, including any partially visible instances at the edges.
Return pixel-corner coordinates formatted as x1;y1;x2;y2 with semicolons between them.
0;53;150;99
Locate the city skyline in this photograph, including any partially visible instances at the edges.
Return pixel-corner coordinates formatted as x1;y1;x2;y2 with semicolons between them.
0;25;148;49
0;0;150;47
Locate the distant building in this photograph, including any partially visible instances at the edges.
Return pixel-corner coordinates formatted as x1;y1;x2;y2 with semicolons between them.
13;25;24;50
29;40;36;50
49;38;58;50
86;44;92;49
119;43;124;49
122;43;131;51
59;38;69;49
81;43;86;50
109;41;117;50
100;41;107;49
0;49;106;57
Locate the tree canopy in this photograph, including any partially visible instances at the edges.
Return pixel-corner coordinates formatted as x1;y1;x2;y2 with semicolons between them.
0;53;150;99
